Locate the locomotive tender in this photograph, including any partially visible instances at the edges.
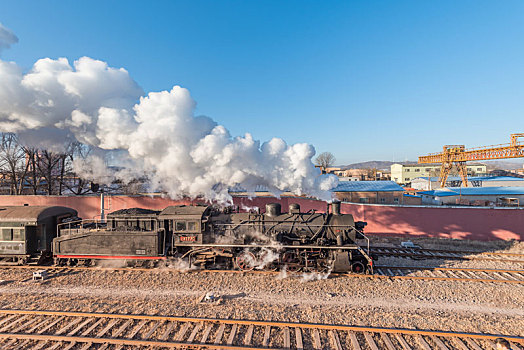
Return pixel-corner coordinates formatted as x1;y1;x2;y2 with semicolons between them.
53;202;373;273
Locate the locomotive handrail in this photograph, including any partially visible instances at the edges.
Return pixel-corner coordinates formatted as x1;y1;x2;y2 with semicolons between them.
57;219;101;236
213;223;359;227
353;226;370;255
58;218;161;236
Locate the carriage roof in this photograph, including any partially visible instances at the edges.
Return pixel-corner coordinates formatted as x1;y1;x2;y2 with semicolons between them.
0;206;77;222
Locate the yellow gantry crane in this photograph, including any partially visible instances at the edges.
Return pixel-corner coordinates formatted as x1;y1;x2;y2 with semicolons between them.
418;133;524;188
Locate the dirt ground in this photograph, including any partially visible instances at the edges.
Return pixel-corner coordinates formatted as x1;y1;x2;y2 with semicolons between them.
0;236;522;337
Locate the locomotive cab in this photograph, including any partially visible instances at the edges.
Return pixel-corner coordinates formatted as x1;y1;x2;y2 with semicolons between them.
158;205;211;249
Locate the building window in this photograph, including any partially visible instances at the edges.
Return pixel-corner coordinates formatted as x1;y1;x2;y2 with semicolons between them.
380;198;386;203
394;198;399;204
405;169;410;172
405;178;410;181
359;198;369;203
415;169;420;172
477;168;482;171
425;168;431;172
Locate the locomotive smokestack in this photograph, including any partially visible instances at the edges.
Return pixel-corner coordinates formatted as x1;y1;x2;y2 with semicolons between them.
332;201;341;215
289;203;300;214
265;203;281;217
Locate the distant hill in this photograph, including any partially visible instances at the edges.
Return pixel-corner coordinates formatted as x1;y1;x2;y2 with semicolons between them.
337;159;524;171
482;160;524;170
339;161;410;170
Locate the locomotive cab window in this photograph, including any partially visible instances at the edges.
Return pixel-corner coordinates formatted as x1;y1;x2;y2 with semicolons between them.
187;221;198;232
175;221;186;231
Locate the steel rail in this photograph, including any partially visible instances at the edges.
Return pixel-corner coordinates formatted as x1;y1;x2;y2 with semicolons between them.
0;334;258;349
369;245;524;257
375;265;524;273
0;309;522;349
369;246;524;263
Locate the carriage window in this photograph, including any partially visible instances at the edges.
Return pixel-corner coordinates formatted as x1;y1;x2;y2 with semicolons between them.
1;228;13;241
175;221;186;231
13;228;23;241
187;221;197;231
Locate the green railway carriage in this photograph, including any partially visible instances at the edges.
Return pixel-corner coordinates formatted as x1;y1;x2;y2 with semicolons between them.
0;206;78;265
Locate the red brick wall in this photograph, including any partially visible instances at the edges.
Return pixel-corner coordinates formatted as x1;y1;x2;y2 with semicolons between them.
0;195;520;241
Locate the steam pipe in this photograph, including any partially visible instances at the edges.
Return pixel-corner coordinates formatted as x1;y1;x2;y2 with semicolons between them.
100;191;105;223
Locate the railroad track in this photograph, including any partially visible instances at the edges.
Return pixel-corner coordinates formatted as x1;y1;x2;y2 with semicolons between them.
0;310;522;349
1;264;524;285
369;246;524;264
372;266;524;284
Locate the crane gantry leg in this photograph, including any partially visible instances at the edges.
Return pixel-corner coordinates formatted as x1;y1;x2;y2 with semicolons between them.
439;162;453;188
438;161;468;188
457;161;468;187
437;145;469;188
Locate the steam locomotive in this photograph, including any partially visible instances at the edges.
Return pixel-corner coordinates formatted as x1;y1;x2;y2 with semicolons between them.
0;202;373;273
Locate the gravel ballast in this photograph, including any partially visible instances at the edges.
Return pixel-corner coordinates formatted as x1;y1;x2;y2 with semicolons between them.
0;236;522;337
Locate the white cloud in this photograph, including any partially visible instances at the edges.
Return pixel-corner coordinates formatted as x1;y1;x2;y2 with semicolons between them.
0;24;337;203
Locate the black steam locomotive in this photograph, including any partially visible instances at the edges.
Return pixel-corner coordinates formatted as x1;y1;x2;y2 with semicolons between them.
0;203;373;273
53;202;373;273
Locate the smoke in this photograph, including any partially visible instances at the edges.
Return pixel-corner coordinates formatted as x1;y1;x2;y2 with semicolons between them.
239;204;259;213
95;259;127;269
276;265;288;280
236;247;281;270
164;258;197;272
0;24;338;203
0;23;18;54
300;269;332;282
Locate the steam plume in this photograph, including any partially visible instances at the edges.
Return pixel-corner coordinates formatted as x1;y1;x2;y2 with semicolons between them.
0;24;337;203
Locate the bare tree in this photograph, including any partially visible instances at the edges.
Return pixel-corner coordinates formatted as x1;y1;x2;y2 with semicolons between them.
366;167;378;181
0;133;31;194
35;150;64;195
315;152;336;172
62;142;93;195
23;146;42;195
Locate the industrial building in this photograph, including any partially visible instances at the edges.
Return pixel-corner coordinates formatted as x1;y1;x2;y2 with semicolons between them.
331;181;405;204
418;187;524;206
391;163;487;184
411;175;524;190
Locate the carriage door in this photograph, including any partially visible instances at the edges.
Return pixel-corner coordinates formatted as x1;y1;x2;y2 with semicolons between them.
36;224;46;252
25;226;37;254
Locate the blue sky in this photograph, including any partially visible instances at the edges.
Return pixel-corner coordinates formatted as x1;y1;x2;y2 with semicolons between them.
1;0;523;165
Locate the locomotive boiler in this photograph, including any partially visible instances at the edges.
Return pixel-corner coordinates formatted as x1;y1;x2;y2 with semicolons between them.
53;202;373;273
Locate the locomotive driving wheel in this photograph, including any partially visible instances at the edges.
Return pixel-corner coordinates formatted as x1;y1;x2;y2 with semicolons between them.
235;252;255;271
258;249;279;271
351;261;366;274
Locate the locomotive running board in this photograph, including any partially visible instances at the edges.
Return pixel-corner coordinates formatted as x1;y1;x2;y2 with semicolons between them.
55;255;167;260
173;243;364;250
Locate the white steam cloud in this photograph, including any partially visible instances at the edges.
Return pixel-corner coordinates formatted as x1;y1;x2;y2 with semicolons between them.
0;24;338;203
